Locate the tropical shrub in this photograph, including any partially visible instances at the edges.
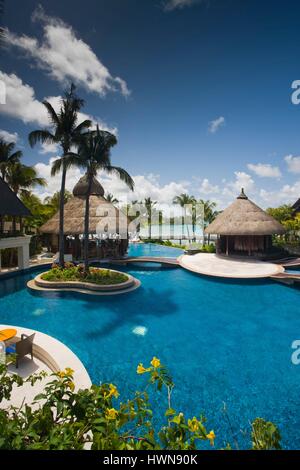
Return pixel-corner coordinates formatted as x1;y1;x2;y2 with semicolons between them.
41;266;128;285
0;359;281;450
201;244;216;253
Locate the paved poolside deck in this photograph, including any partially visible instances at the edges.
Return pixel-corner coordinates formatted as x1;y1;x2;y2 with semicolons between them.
0;325;91;410
178;253;285;279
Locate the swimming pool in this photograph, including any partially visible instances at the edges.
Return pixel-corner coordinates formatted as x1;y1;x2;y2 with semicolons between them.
1;243;300;449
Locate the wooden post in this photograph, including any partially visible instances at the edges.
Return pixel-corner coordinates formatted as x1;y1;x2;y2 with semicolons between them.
226;236;229;256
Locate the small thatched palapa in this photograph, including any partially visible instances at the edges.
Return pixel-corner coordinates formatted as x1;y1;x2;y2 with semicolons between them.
205;189;285;236
40;175;128;236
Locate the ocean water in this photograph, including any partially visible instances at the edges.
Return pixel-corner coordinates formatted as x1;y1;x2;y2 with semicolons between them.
0;244;300;449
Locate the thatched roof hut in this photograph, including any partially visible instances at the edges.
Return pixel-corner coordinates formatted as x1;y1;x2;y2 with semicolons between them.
205;189;285;236
40;174;128;236
205;189;285;256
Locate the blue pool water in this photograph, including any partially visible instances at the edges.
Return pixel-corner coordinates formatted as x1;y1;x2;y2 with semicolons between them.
1;244;300;449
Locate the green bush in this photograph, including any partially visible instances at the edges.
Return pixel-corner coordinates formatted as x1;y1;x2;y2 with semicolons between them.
0;359;281;450
41;266;128;285
201;244;216;253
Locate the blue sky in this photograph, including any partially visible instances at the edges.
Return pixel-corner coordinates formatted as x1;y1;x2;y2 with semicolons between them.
1;0;300;208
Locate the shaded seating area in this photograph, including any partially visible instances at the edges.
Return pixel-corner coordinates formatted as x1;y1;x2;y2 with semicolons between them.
0;328;35;369
40;175;129;261
0;177;32;271
6;333;35;368
205;189;285;258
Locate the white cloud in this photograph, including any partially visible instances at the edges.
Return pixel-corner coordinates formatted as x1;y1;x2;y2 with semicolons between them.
6;6;130;97
198;178;219;194
38;142;60;155
284;155;300;174
0;72;50;126
225;171;255;196
0;129;18;143
0;72;117;136
247;163;281;178
208;116;225;134
164;0;200;11
259;181;300;206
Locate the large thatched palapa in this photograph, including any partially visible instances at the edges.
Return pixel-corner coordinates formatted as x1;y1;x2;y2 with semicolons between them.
205;189;285;257
40;175;129;260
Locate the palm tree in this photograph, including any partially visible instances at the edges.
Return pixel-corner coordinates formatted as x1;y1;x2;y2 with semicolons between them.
199;199;218;244
5;163;46;232
105;192;119;204
6;163;46;196
143;197;157;240
173;193;196;241
0;140;22;180
44;190;72;214
66;127;134;272
28;84;91;267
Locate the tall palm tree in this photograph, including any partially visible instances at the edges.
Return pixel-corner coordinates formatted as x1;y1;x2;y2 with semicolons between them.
105;192;119;204
199;199;218;244
144;197;157;240
0;140;22;180
173;193;196;241
28;84;91;267
65;127;134;272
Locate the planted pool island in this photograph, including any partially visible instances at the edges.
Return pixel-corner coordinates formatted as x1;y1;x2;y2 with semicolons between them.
27;264;141;295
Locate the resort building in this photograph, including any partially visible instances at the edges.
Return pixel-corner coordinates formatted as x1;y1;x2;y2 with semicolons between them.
205;189;285;257
40;174;129;260
0;177;31;271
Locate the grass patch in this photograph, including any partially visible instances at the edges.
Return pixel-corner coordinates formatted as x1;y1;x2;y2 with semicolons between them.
41;264;129;285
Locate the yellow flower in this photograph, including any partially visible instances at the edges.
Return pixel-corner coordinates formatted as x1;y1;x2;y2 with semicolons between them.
188;417;200;433
105;408;118;420
137;363;151;374
108;383;119;398
66;380;75;391
206;430;216;446
57;368;74;379
150;357;161;368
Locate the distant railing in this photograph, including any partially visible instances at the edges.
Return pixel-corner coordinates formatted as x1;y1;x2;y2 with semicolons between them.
0;230;23;239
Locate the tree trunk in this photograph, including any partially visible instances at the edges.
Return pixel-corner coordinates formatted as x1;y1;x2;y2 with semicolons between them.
148;211;151;240
84;173;93;273
59;165;67;267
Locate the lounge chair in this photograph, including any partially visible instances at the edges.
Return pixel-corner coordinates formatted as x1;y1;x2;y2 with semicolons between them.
6;333;35;368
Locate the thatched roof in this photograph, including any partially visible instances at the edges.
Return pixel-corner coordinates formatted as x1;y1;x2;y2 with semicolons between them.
0;177;31;217
205;189;285;236
40;175;128;235
73;174;105;197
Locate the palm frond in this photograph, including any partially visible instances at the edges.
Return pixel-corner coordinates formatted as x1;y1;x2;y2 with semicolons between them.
75;119;92;134
104;165;135;191
42;101;60;127
28;130;56;148
51;158;64;176
64;152;87;171
10;150;22;161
